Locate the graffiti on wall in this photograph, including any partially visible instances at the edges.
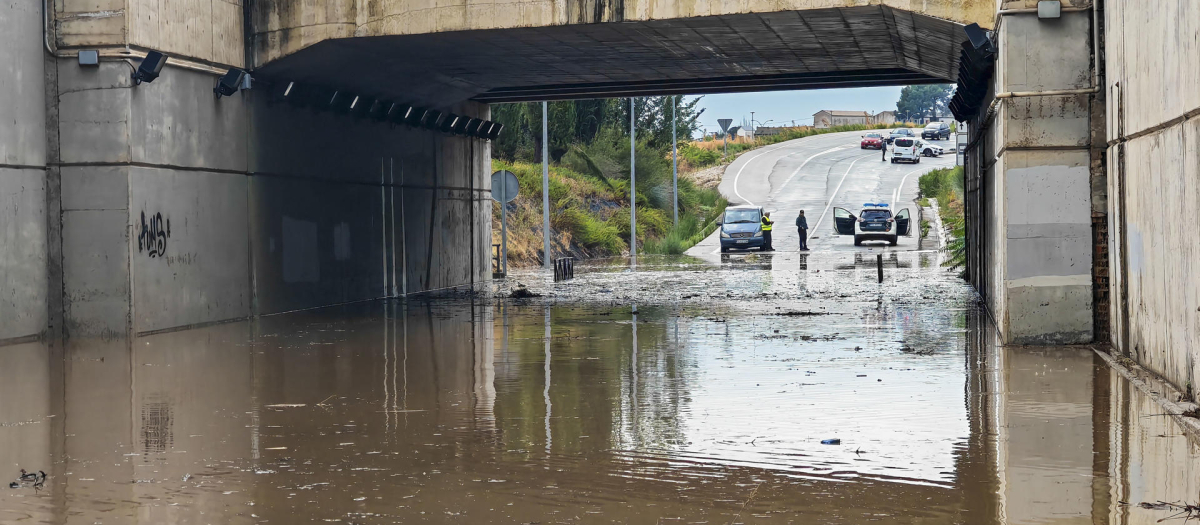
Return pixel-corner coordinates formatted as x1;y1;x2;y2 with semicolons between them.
137;211;171;258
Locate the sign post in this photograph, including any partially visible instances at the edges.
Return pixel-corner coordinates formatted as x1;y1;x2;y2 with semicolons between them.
718;118;733;159
491;170;519;275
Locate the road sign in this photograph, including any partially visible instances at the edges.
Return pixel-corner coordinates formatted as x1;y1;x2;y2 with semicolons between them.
490;170;518;202
717;118;733;133
491;170;519;276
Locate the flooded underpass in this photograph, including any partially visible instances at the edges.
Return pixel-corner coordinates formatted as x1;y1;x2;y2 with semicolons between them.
3;252;1198;524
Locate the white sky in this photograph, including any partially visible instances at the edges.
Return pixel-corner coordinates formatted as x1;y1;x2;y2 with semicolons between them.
690;86;905;137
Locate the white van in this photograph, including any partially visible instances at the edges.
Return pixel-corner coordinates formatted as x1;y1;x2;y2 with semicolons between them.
890;137;921;164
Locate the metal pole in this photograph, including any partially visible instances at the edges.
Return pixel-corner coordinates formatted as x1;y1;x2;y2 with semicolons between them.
672;95;678;227
877;253;884;283
629;97;637;267
500;173;508;275
542;101;551;270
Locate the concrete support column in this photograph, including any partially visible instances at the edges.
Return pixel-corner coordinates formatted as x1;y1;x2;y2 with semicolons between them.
981;5;1102;344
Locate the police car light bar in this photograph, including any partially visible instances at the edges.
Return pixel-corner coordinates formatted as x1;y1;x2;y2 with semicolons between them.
863;203;889;207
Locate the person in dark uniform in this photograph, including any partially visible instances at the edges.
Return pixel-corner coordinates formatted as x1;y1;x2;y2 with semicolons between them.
761;211;774;251
795;210;809;251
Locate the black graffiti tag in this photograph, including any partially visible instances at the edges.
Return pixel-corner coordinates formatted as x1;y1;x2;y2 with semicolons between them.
137;211;171;258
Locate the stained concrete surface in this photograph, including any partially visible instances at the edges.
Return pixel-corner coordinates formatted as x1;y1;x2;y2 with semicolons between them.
3;252;1199;523
1104;0;1200;402
0;0;48;342
254;5;968;108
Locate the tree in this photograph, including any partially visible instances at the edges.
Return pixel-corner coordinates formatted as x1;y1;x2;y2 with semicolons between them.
490;96;705;162
896;85;955;120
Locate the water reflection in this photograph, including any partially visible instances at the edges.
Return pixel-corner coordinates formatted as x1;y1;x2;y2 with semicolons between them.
0;293;1197;523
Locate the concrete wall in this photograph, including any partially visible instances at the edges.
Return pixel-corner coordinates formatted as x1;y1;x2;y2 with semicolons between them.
969;7;1100;345
0;0;49;342
1105;0;1200;397
54;61;492;337
0;0;495;343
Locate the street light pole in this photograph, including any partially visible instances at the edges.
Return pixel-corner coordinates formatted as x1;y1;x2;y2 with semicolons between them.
672;95;678;227
541;101;551;270
630;97;637;268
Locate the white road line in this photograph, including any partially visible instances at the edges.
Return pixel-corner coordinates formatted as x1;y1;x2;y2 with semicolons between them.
733;142;849;206
808;153;876;243
769;146;849;206
730;142;803;205
891;166;928;209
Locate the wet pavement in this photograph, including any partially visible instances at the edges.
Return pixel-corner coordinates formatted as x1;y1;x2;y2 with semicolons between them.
3;252;1199;524
689;130;957;255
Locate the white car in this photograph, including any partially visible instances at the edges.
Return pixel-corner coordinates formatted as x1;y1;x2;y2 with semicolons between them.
832;203;912;246
890;137;921;164
920;141;944;157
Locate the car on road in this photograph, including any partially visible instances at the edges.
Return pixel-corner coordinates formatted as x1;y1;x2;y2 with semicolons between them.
886;128;915;144
832;203;911;246
921;121;951;140
719;205;766;252
920;141;944;157
890;137;921;163
860;132;885;149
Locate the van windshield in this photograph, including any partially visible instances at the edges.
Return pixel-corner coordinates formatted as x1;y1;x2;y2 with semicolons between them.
894;138;914;147
925;123;941;129
724;209;761;224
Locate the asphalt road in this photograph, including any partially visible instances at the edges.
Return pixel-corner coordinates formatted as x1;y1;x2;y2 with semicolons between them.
686;130;956;256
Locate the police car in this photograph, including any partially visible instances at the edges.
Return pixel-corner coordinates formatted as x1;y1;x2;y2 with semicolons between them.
831;203;912;246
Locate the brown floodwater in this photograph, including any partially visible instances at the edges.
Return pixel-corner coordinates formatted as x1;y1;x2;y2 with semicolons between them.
2;252;1197;524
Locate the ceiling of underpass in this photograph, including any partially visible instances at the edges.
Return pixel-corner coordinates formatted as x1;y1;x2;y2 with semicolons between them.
256;6;966;109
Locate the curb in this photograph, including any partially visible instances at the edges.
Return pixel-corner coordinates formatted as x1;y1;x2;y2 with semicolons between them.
1092;345;1200;443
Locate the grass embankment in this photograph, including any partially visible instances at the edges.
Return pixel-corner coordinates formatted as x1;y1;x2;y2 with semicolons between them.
917;166;966;273
492;142;727;266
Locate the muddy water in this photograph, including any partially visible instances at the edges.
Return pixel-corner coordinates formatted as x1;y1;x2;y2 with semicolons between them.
2;253;1198;524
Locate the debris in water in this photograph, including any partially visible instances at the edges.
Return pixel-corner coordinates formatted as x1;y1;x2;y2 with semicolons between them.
900;346;935;356
510;284;541;298
821;439;841;445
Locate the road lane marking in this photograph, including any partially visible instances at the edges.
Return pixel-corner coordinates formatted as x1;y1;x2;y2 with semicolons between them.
730;142;806;205
732;141;851;206
767;146;851;207
807;153;877;245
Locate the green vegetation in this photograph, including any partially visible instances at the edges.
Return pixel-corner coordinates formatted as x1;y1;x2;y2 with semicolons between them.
917;166;966;275
896;84;955;121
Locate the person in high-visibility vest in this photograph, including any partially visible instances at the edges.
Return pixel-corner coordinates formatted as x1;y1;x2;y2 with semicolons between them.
761;211;774;251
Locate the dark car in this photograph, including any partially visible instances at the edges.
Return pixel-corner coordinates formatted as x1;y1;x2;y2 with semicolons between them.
922;121;951;140
860;132;884;149
719;205;766;252
886;128;915;144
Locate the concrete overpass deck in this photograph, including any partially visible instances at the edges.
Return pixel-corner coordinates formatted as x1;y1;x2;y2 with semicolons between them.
255;3;989;107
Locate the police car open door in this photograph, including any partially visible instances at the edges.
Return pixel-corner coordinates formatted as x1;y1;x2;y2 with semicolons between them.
833;207;855;235
895;208;911;236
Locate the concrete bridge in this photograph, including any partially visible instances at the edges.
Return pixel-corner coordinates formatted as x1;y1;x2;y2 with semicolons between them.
3;0;1198;403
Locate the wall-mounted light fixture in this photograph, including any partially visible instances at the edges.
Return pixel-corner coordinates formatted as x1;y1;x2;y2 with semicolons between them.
485;123;504;141
78;50;99;66
1037;0;1061;18
132;51;168;85
214;68;246;98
